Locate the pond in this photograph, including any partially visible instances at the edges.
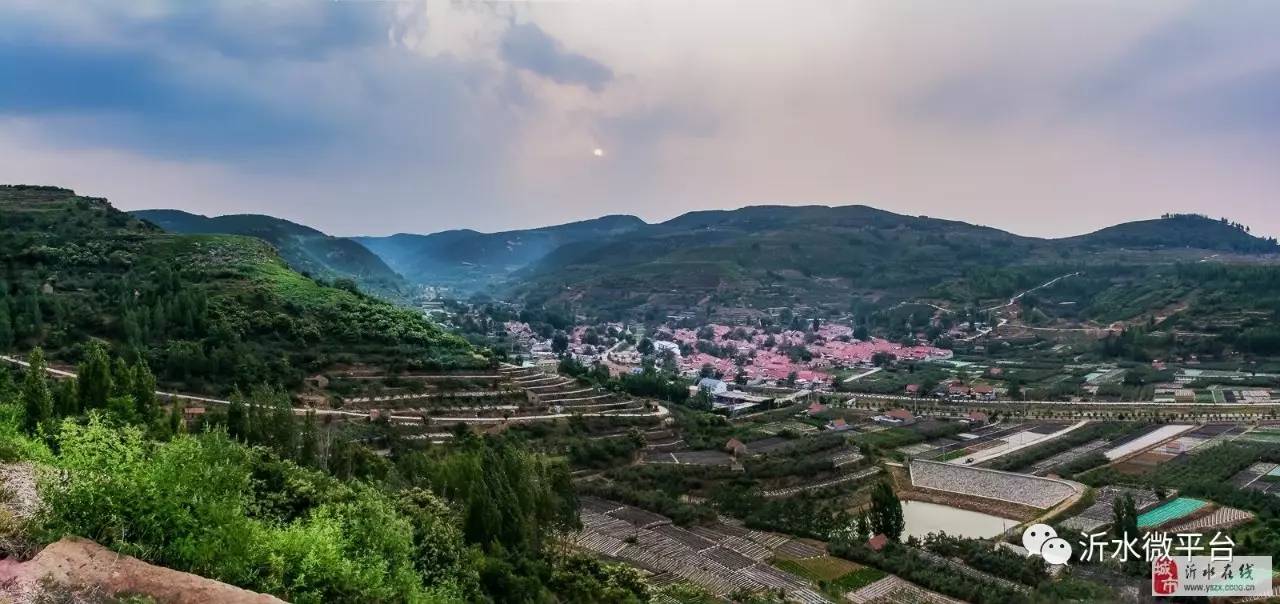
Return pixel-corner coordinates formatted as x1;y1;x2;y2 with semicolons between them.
901;500;1021;540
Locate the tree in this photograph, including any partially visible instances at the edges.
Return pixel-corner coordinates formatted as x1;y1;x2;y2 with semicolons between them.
0;300;12;350
1112;493;1145;574
168;401;184;436
21;347;53;434
1007;381;1023;401
227;389;247;441
132;361;158;422
17;292;41;340
52;378;78;417
110;357;134;398
77;341;113;411
107;394;136;424
637;338;654;355
551;332;570;355
868;481;905;541
299;410;320;468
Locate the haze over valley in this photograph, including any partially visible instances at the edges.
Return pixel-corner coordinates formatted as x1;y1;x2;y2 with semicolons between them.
4;2;1280;603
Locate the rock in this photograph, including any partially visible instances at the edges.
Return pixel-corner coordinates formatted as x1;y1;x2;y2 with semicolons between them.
0;538;285;604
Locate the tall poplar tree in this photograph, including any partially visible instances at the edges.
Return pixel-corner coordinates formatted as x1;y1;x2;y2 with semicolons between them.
77;341;113;410
22;348;52;434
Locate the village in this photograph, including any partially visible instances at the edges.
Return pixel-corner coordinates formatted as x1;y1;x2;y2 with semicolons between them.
504;318;954;389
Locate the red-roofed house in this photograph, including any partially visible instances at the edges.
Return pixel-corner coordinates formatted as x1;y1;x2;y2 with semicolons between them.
972;384;996;401
964;411;989;426
806;402;828;416
826;417;852;432
725;438;748;456
905;384;920;396
868;534;889;552
874;409;916;426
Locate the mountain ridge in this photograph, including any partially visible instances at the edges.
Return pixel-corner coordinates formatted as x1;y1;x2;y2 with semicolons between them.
134;203;1280;318
130;209;410;300
352;213;647;290
3;186;481;393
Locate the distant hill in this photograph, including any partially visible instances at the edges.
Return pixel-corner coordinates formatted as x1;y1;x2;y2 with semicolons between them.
2;186;480;392
353;214;645;290
503;206;1280;318
131;209;409;299
511;205;1044;314
1068;213;1279;253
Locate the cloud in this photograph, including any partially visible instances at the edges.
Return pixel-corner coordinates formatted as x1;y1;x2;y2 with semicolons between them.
500;22;613;91
0;0;1278;240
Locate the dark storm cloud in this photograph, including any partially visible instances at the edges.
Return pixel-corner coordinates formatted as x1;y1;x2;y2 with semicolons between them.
500;22;613;91
0;38;326;156
1;1;1278;238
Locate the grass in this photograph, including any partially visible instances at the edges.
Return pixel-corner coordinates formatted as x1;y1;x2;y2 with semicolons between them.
773;555;860;581
852;427;923;449
829;567;888;593
1241;432;1280;444
938;449;970;462
773;557;886;598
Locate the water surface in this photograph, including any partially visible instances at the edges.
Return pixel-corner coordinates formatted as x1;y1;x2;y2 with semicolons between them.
901;500;1020;540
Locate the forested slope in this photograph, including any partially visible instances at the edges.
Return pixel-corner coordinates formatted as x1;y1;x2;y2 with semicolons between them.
0;184;656;603
132;209;411;300
0;185;481;393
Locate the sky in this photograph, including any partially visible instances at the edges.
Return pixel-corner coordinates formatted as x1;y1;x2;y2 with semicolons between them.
1;0;1278;239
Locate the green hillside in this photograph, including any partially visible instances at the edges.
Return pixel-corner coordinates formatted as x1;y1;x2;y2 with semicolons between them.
515;205;1048;315
1067;213;1278;253
1;185;482;393
131;209;410;300
354;214;645;291
510;205;1280;319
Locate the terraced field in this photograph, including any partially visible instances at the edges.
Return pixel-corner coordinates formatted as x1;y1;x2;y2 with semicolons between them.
1059;486;1161;533
570;497;830;602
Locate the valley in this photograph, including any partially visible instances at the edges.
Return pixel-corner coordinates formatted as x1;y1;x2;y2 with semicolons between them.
5;186;1280;604
7;4;1279;602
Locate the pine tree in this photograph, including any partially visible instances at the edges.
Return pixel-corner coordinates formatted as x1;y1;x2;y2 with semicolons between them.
0;367;12;401
25;292;42;337
227;389;247;442
111;357;133;398
169;401;184;436
53;378;78;417
270;387;296;457
0;299;13;350
855;513;870;542
77;341;113;410
21;348;53;434
132;360;158;422
299;410;319;468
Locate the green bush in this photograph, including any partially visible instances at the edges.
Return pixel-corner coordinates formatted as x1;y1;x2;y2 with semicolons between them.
37;414;473;603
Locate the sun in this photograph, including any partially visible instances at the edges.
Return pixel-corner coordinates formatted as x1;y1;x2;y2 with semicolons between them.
593;148;605;157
